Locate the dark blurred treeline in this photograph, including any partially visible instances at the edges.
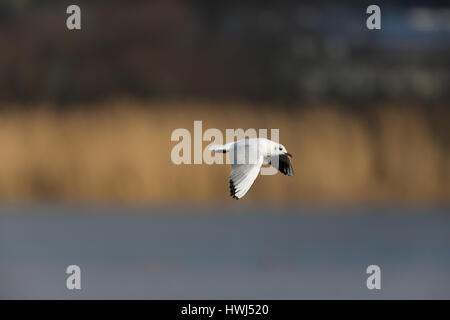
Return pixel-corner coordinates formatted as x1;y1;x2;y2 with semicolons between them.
0;0;449;107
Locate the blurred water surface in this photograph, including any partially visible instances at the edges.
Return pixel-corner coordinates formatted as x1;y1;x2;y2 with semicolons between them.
1;205;449;299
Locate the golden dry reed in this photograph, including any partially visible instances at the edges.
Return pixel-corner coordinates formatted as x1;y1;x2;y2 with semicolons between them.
0;100;448;205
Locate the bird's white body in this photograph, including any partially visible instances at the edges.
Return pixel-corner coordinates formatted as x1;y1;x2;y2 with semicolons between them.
208;138;294;199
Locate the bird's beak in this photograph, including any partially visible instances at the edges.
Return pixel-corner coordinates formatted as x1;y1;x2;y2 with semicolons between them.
285;152;293;158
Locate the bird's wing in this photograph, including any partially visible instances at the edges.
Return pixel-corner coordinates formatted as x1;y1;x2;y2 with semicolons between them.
229;157;264;199
269;154;294;176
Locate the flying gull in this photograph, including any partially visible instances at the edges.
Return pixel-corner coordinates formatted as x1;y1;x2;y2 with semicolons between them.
208;138;294;199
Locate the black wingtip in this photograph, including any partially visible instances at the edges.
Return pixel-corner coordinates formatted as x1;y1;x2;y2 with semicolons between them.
229;179;240;199
277;154;295;176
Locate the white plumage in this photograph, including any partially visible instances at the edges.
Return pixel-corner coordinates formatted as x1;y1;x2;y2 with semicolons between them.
208;138;294;199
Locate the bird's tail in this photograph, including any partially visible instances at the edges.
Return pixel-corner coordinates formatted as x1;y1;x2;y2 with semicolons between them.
208;142;232;153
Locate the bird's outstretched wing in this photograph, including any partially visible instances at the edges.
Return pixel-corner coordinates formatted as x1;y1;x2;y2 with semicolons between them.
229;157;264;199
269;154;294;176
227;139;264;199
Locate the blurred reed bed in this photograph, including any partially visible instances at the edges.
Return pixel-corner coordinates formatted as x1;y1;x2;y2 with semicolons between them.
0;100;448;205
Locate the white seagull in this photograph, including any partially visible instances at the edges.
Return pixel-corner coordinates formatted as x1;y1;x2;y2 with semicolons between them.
208;138;294;199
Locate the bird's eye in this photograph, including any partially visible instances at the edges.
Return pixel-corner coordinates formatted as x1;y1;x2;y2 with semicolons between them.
279;147;282;151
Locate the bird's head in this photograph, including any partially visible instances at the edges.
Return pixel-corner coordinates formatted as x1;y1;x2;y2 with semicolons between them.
272;143;292;158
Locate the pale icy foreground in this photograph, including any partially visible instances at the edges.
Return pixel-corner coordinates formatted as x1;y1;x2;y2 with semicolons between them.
1;205;449;299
